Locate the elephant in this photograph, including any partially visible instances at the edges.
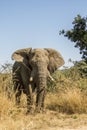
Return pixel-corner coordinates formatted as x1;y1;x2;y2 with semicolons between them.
11;48;65;113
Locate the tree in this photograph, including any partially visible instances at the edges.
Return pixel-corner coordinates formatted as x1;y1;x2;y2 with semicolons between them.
60;15;87;62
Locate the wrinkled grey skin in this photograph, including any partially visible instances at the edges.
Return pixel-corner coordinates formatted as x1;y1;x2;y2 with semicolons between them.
12;48;65;113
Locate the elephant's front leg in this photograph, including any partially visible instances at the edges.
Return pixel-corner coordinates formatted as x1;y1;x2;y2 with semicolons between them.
36;77;47;112
36;87;46;112
26;84;34;113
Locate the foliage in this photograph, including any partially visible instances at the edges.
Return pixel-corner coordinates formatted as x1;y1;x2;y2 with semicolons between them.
63;60;87;78
60;14;87;61
74;60;87;77
48;60;87;94
47;60;87;114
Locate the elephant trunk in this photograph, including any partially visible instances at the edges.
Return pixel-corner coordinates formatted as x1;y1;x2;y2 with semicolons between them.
36;62;47;111
30;62;48;111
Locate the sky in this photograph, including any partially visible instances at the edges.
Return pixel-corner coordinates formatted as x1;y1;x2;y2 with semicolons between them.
0;0;87;67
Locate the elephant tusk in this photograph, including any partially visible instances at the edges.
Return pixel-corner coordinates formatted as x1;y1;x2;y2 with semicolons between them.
49;75;55;82
30;77;33;82
47;70;55;82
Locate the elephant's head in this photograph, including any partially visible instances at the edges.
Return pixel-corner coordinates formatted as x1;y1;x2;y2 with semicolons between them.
12;48;64;81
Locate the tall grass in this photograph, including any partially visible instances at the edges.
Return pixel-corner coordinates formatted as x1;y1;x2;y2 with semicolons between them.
0;69;87;116
0;93;14;116
0;67;87;129
46;88;87;114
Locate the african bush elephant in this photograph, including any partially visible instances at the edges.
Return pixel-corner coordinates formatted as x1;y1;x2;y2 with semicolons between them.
12;48;64;113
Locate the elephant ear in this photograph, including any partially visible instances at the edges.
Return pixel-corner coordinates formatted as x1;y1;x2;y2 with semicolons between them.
45;48;65;73
11;48;32;62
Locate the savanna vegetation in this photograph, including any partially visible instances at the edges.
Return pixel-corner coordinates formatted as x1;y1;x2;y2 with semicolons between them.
0;59;87;130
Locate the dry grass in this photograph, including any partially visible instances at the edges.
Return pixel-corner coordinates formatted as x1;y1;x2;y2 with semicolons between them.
0;93;87;130
46;88;87;114
0;93;13;116
0;73;87;129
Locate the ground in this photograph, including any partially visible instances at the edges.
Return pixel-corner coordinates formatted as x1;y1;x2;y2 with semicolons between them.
0;110;87;130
